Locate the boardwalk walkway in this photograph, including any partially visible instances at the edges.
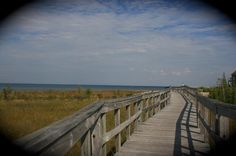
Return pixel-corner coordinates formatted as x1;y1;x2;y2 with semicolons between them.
116;91;210;156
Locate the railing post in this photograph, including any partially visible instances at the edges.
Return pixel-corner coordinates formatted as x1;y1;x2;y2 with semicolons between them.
126;105;131;140
204;107;209;143
91;117;103;156
195;96;199;127
164;93;166;108
164;93;167;107
101;113;106;156
219;116;230;140
138;100;143;123
153;96;156;115
158;95;161;112
134;102;139;129
114;108;121;152
199;104;204;135
161;94;165;109
154;96;158;114
166;92;168;106
145;98;149;120
81;130;91;156
168;91;171;105
150;97;153;117
215;114;220;136
166;91;169;105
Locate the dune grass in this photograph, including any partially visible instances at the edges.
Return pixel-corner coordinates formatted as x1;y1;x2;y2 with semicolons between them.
0;89;139;155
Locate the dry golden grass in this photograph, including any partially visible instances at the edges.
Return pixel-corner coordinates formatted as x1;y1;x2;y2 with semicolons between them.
0;89;139;155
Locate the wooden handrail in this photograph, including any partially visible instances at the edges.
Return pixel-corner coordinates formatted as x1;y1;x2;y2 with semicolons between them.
177;86;236;147
15;89;171;156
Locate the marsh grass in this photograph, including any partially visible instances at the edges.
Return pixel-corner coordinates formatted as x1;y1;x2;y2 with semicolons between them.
0;89;139;155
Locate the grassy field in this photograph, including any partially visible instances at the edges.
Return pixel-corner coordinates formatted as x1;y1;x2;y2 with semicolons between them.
0;88;139;155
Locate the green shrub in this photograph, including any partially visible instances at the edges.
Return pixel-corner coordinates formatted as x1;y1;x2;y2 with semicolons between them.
85;89;92;98
2;86;12;100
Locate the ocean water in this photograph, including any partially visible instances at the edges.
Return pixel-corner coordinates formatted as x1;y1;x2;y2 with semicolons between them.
0;83;169;91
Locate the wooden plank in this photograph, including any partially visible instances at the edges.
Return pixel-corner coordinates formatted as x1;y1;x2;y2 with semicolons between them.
145;98;149;120
117;92;210;156
101;114;106;156
15;102;104;155
115;108;121;152
15;89;172;156
81;130;91;156
184;87;236;119
137;100;143;125
103;111;142;144
126;105;131;140
134;102;138;129
199;114;222;143
91;117;103;156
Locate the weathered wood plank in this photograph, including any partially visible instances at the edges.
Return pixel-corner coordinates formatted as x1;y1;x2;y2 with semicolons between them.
126;105;131;140
117;92;210;156
101;114;106;156
15;89;171;156
114;108;121;152
81;130;91;156
16;102;104;155
103;110;142;144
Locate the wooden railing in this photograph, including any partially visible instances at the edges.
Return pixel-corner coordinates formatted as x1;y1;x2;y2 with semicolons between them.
177;86;236;148
15;89;171;156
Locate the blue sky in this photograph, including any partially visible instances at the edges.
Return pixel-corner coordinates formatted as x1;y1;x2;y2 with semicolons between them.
0;0;236;87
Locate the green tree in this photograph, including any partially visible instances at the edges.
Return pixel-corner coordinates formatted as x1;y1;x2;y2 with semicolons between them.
209;72;236;104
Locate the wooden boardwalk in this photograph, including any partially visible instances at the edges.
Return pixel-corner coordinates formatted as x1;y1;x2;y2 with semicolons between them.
116;92;210;156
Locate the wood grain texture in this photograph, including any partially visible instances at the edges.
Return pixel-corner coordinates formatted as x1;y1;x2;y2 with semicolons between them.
116;92;210;156
14;89;171;156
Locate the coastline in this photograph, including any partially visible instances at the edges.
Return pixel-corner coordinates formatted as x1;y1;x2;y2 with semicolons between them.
0;83;168;91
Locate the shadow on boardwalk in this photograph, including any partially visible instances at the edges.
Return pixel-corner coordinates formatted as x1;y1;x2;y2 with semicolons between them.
174;93;209;156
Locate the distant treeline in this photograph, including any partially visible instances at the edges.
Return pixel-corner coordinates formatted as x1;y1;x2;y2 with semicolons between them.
199;73;236;104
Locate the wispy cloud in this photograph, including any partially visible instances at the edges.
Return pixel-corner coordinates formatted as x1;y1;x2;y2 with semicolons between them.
0;0;236;86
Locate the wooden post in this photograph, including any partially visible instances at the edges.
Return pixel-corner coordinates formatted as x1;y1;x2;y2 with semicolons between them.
195;97;199;127
154;96;157;114
91;118;103;156
149;97;153;117
166;93;168;106
101;114;106;156
165;92;168;106
158;95;161;112
219;116;230;140
160;94;163;110
168;91;171;105
152;97;155;115
81;130;91;156
164;93;167;107
114;109;121;152
204;107;209;143
138;100;143;123
215;114;220;135
134;102;138;129
126;105;131;140
199;104;204;134
145;98;149;120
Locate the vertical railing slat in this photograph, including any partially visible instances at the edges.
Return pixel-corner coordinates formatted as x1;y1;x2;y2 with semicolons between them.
145;98;149;120
138;100;143;124
126;105;131;140
81;130;91;156
114;108;121;152
101;113;106;156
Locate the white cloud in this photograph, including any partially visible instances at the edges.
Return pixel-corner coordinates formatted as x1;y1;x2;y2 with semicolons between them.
0;0;236;86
